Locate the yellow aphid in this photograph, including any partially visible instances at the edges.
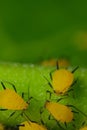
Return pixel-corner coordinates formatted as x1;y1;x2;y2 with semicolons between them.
41;59;57;67
57;59;70;68
45;101;73;123
0;88;28;110
52;69;74;94
0;123;4;130
41;59;69;67
80;126;87;130
19;121;47;130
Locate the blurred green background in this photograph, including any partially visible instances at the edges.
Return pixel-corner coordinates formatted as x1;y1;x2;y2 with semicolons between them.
0;0;87;66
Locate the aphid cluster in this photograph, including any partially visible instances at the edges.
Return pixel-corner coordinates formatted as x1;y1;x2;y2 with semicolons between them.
0;60;86;130
0;81;47;130
42;61;87;129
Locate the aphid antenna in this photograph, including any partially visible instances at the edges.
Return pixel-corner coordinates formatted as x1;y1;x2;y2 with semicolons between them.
72;66;79;73
1;82;6;89
67;105;87;118
7;82;17;93
49;68;57;81
1;81;17;92
16;124;25;127
40;106;45;115
43;75;53;89
56;60;59;70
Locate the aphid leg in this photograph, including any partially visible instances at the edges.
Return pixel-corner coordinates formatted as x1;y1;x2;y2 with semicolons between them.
67;105;87;118
40;107;51;129
21;91;33;104
46;90;52;100
56;121;66;130
72;66;79;73
56;95;69;103
81;121;87;127
57;97;67;102
72;118;75;122
21;111;31;122
67;88;74;97
41;118;45;126
40;107;44;115
27;96;38;105
40;107;45;122
71;79;78;88
49;72;52;80
64;122;67;128
72;123;77;129
0;108;7;111
72;110;79;114
48;114;54;120
40;106;46;124
9;111;16;118
29;96;33;101
67;88;74;93
48;114;51;120
67;79;78;98
82;121;86;126
22;92;24;98
5;125;19;130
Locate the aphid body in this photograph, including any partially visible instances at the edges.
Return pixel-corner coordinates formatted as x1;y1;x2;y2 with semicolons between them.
19;121;47;130
52;69;74;95
0;88;28;110
45;101;73;123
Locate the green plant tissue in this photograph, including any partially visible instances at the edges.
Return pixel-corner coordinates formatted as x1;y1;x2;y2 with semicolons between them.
0;63;87;130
